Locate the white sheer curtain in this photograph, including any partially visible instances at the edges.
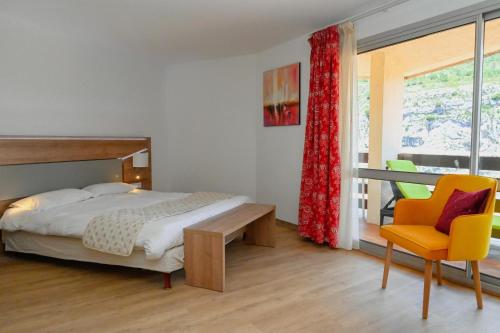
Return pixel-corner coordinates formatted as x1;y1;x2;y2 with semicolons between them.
337;21;359;250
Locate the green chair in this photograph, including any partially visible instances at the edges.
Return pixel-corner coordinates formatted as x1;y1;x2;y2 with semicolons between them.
380;160;432;226
492;200;500;239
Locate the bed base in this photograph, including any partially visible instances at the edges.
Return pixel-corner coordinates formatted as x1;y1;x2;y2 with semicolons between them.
2;231;183;289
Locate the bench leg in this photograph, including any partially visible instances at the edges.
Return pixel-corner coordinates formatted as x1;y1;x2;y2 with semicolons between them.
245;209;276;247
184;230;225;292
163;273;171;289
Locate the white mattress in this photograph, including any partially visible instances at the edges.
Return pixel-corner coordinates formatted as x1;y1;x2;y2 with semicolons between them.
3;231;183;273
0;190;251;259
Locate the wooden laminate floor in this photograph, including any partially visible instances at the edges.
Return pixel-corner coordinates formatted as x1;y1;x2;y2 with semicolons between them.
1;227;499;333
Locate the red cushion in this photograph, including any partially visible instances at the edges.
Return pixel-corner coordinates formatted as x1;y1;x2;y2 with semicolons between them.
435;188;491;235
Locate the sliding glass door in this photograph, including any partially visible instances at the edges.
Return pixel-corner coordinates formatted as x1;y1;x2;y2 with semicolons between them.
356;6;500;289
357;22;476;230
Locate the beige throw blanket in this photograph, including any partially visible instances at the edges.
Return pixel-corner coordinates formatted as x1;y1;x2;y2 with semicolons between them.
82;192;233;256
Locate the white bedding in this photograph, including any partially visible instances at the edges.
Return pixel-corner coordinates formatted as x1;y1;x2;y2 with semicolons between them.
0;190;250;260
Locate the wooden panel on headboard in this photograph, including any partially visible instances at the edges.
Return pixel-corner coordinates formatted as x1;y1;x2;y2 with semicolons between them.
0;198;21;216
0;136;149;166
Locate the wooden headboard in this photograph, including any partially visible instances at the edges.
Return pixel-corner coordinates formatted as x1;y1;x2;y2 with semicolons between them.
0;198;20;216
0;136;152;216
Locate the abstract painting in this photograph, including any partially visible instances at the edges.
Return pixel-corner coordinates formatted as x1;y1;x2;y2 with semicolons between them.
263;63;300;126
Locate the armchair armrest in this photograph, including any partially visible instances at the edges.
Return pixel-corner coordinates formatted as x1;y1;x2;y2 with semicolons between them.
448;214;493;261
393;198;440;226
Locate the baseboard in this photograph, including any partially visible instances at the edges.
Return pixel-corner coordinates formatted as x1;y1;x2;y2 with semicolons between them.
276;219;297;230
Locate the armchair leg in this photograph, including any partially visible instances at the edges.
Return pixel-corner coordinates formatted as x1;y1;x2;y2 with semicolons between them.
382;241;393;289
471;261;483;309
422;260;432;319
435;260;442;286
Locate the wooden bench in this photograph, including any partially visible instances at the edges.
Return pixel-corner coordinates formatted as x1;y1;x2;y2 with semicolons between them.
183;203;276;291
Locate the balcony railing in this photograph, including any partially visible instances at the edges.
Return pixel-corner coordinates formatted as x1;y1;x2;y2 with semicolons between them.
397;153;500;172
356;152;500;211
358;152;500;173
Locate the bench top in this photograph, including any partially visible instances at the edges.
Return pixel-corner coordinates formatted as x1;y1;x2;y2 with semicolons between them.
184;203;275;236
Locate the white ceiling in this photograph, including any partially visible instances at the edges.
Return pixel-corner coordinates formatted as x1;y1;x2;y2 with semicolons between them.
1;0;393;62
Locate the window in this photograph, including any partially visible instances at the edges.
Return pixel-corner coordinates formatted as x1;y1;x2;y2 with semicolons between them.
357;78;370;166
357;23;476;175
479;17;500;179
356;6;500;288
357;23;476;232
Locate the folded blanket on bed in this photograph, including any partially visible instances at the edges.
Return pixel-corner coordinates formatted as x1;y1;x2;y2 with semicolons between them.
82;192;233;256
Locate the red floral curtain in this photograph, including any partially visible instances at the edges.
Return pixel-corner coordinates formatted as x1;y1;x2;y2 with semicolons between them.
298;25;341;248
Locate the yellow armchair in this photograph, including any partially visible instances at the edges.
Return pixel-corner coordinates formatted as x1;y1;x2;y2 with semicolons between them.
379;174;498;319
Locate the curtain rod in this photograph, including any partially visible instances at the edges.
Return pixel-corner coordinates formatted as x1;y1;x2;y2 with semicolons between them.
310;0;411;35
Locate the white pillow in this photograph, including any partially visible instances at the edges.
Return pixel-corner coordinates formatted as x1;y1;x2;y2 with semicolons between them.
82;182;136;197
11;189;95;211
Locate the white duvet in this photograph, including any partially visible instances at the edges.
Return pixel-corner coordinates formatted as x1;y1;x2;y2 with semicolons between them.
0;190;251;260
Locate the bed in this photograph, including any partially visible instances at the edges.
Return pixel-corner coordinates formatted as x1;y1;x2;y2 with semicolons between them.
0;136;251;288
1;189;250;287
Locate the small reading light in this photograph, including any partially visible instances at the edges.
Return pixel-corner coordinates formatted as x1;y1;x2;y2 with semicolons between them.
133;152;149;168
136;175;141;180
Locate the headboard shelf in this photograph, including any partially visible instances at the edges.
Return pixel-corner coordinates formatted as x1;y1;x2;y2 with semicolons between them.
0;136;150;166
0;136;147;139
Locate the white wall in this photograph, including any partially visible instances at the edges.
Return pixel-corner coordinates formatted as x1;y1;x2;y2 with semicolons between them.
0;14;167;185
161;55;258;198
256;38;310;223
